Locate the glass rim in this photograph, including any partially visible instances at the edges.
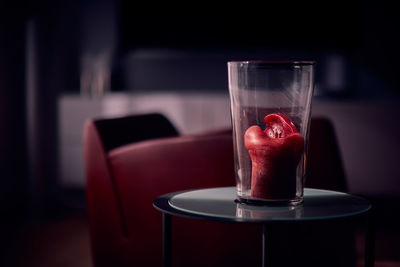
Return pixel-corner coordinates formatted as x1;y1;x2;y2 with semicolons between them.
227;60;316;66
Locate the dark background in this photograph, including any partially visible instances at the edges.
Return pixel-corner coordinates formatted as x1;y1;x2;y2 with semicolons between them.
119;3;361;50
0;0;399;265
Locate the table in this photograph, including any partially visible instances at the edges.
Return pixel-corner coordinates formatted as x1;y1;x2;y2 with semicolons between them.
153;187;374;267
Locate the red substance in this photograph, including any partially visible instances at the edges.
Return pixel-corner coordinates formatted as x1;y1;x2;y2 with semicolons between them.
244;113;304;200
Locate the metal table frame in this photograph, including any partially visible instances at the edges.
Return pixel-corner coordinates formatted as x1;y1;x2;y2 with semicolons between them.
153;187;374;267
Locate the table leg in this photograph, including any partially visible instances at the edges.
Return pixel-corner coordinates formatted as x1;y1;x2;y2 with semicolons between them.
262;224;269;267
162;213;172;267
365;210;375;267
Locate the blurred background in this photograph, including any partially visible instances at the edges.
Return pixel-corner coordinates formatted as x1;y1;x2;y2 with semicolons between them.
1;0;400;266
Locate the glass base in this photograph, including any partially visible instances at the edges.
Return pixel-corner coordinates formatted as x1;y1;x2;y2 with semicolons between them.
236;196;304;206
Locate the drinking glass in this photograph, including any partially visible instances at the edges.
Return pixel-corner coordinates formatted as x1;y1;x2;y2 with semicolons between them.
228;61;315;205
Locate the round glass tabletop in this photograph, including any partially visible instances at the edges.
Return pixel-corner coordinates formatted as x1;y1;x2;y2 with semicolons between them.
154;187;371;223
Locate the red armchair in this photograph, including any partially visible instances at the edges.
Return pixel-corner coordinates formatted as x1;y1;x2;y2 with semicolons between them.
84;113;354;267
83;113;260;267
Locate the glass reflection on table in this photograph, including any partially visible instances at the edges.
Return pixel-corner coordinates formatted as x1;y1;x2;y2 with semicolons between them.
236;202;304;220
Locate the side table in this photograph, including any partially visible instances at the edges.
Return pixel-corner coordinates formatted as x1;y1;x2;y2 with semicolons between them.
153;187;373;267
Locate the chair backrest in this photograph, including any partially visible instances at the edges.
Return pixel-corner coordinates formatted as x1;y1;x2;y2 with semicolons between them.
306;117;347;191
92;113;179;152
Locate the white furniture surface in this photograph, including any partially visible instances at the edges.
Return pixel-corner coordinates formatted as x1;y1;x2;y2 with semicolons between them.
58;93;400;196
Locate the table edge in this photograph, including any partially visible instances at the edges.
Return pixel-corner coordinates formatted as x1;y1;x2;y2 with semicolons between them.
153;187;372;224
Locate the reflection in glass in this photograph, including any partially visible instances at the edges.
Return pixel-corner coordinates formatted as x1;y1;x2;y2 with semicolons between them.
236;202;304;219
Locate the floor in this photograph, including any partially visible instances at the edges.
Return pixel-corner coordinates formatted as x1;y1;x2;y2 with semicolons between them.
13;215;92;267
1;188;93;267
4;216;399;267
3;191;400;267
